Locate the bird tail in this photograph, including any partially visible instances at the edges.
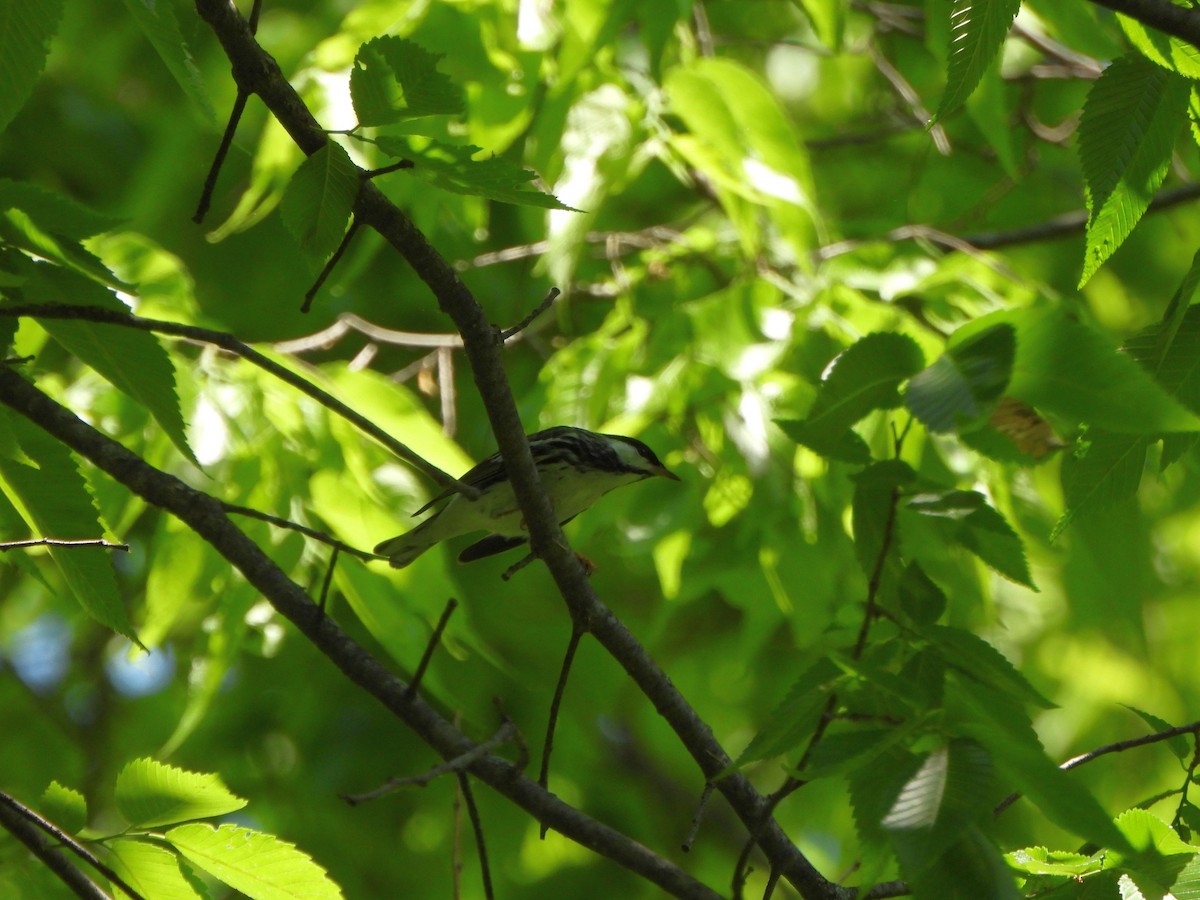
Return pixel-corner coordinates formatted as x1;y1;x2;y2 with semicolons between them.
374;518;439;568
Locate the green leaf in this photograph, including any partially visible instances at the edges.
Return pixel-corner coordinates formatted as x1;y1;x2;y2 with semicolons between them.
20;265;198;466
985;304;1200;433
1124;297;1200;467
880;741;996;876
926;625;1054;709
934;0;1021;122
1006;846;1099;878
1053;431;1149;539
166;823;343;900
906;324;1014;432
898;562;947;625
115;759;246;829
777;333;924;461
350;36;465;126
0;0;64;134
948;674;1131;853
0;405;135;642
375;138;575;210
1077;55;1188;286
119;0;214;122
906;490;1034;587
109;838;207;900
0;179;121;239
40;781;86;835
280;143;361;260
733;656;844;767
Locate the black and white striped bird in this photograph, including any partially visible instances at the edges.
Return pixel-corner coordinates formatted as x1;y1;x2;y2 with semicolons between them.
374;426;679;568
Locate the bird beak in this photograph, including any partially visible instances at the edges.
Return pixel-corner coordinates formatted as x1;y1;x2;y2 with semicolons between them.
654;464;681;482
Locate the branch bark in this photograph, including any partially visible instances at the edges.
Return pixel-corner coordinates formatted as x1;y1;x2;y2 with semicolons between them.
190;2;838;895
0;364;720;900
1085;0;1200;50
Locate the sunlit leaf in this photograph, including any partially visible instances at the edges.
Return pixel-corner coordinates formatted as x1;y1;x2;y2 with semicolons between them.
166;823;342;900
115;758;246;829
109;838;207;900
40;781;86;835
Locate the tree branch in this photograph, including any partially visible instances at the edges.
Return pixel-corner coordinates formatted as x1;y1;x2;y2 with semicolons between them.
191;3;836;895
0;791;116;900
1085;0;1200;50
0;364;722;900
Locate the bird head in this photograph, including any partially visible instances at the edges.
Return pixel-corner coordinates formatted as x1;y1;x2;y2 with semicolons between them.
604;433;680;482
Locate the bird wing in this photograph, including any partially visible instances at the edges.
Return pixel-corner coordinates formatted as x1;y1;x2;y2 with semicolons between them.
410;450;509;516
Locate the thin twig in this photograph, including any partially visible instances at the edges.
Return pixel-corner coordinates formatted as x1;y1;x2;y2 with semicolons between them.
499;287;560;342
501;551;538;581
193;89;249;224
456;773;494;900
0;304;477;499
317;546;339;613
220;502;376;559
869;43;949;154
995;719;1200;815
817;183;1200;261
539;625;585;814
682;782;715;852
274;314;466;354
344;720;518;804
406;598;459;700
0;538;129;552
302;218;363;313
365;160;415;178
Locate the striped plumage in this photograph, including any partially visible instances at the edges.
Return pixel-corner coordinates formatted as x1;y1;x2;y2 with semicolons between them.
374;426;679;568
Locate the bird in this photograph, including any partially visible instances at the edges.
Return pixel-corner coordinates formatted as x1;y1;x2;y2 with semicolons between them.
374;426;679;568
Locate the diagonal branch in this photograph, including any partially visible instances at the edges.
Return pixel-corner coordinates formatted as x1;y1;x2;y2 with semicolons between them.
191;2;836;895
0;364;721;900
1085;0;1200;50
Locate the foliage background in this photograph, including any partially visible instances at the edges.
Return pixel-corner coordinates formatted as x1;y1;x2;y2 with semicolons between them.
4;0;1200;897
